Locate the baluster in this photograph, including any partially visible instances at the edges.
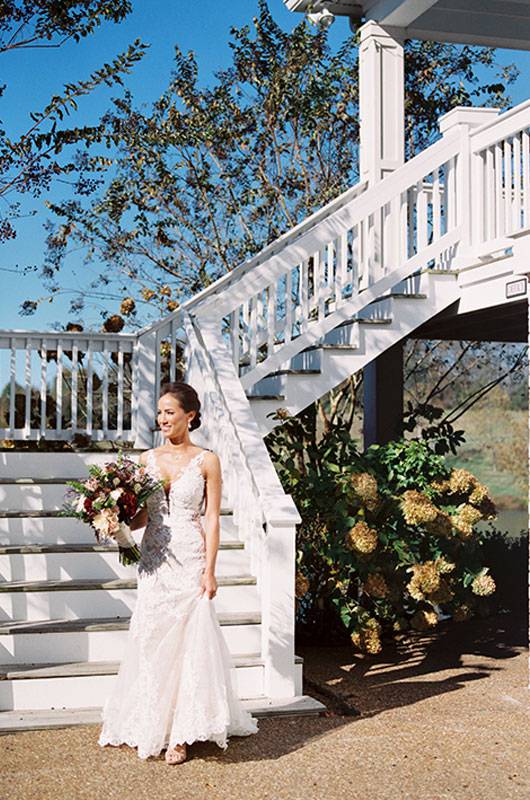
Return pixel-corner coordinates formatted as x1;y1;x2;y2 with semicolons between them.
242;299;250;361
267;283;277;357
326;240;334;309
359;217;369;290
315;249;325;320
512;132;522;232
494;142;503;237
230;309;240;368
407;185;416;257
56;341;63;436
432;168;441;243
335;234;345;309
249;296;258;367
523;130;530;229
102;341;109;437
485;146;495;241
504;138;513;233
24;339;31;439
285;270;292;344
71;340;78;434
86;340;93;437
117;342;124;437
300;259;309;333
154;333;161;417
417;178;428;251
40;341;47;438
170;319;177;382
446;156;457;231
399;190;408;263
256;289;264;356
9;338;16;437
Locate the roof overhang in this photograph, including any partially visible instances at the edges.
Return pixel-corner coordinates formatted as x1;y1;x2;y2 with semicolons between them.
284;0;530;52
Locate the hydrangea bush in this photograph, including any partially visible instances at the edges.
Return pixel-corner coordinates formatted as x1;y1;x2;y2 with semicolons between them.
266;412;499;655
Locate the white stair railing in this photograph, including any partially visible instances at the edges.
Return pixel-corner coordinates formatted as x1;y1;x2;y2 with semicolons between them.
191;128;463;390
469;99;530;252
183;312;301;698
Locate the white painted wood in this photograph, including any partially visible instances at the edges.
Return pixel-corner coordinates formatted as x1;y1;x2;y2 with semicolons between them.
0;622;262;665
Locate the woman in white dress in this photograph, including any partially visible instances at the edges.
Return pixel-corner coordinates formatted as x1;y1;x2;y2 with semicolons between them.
98;381;259;764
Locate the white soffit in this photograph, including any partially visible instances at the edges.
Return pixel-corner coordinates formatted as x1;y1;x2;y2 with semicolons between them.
284;0;530;52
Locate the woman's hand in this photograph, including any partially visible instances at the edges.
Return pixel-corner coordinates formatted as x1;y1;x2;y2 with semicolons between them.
199;570;217;599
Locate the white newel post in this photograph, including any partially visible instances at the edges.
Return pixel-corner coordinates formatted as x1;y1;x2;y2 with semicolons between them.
133;329;157;450
359;21;404;185
261;514;297;698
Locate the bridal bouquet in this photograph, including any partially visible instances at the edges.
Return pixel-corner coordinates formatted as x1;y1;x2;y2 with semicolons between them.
62;452;164;565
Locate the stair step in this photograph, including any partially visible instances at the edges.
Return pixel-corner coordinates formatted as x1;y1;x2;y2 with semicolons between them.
0;478;86;485
0;540;244;554
0;654;304;680
0;508;233;518
0;694;326;732
0;575;256;593
266;368;321;377
246;394;285;401
0;611;261;635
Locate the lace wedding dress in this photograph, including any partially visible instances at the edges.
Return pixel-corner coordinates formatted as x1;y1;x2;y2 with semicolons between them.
97;448;259;760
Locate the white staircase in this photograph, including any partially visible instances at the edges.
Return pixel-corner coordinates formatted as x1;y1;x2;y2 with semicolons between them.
2;99;530;730
0;452;311;730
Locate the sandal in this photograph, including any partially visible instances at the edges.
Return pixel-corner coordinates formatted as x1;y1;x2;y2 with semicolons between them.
165;743;187;765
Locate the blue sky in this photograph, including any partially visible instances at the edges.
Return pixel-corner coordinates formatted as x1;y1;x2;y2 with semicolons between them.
2;0;530;332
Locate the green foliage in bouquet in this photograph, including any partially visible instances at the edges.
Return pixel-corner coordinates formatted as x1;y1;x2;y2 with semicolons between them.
266;407;498;654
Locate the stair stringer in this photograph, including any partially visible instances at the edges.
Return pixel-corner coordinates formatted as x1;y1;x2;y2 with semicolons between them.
248;271;461;435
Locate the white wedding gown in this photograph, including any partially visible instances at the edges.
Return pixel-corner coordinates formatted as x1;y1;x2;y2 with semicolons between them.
97;448;259;759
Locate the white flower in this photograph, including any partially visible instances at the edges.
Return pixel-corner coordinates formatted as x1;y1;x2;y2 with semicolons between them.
110;488;123;502
75;495;86;514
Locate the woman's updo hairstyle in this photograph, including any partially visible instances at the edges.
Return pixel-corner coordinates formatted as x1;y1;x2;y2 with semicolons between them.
159;381;201;431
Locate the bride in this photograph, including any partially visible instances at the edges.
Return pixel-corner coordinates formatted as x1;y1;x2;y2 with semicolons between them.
98;381;259;763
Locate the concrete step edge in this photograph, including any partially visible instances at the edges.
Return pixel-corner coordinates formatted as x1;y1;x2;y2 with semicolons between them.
0;695;326;731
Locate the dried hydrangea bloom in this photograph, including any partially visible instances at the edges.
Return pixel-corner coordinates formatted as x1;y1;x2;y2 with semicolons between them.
434;556;456;574
275;407;291;420
452;503;483;537
408;561;442;595
429;477;451;494
351;617;382;654
399;490;439;525
471;573;496;596
410;609;438;631
425;510;454;538
349;472;380;511
363;572;389;599
448;468;478;495
345;520;378;554
120;297;136;316
427;577;454;604
295;572;310;598
453;603;472;622
407;573;425;601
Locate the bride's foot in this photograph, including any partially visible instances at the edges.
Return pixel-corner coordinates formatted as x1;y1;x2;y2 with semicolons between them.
165;743;187;765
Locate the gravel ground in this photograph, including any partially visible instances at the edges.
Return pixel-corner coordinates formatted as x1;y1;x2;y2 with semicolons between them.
1;612;528;800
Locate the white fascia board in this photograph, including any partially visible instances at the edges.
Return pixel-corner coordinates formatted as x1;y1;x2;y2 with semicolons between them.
365;0;438;26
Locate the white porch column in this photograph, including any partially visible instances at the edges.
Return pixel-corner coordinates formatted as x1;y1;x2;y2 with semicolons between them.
359;21;405;185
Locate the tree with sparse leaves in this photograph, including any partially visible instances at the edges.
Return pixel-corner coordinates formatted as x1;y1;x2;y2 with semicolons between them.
28;1;517;325
0;0;146;242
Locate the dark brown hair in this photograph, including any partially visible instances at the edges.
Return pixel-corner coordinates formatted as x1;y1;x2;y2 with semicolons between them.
159;381;201;431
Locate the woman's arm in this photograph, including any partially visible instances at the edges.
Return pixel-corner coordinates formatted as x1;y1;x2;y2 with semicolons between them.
199;451;222;599
129;450;149;531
